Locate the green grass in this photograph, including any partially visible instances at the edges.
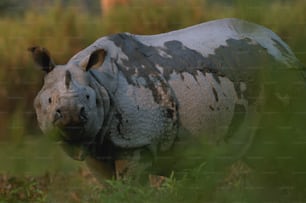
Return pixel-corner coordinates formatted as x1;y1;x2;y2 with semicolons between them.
1;0;306;202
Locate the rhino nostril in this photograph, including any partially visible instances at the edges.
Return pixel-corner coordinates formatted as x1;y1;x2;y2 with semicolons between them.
79;107;87;123
54;109;63;123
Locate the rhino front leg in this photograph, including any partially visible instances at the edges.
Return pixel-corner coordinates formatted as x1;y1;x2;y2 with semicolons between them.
114;147;154;182
85;157;115;183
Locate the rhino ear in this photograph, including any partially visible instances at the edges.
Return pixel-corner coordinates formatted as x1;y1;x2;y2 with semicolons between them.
80;49;106;71
28;46;55;73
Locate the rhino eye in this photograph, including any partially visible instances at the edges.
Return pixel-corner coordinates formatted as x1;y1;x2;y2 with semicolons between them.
86;94;90;100
48;97;52;104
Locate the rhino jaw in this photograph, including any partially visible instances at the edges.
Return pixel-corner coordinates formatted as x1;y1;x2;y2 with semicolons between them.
60;141;89;161
57;125;85;142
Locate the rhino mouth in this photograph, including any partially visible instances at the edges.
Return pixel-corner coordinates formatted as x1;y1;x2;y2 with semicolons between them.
58;125;88;143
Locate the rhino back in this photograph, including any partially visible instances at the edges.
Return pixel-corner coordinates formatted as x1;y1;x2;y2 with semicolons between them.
135;18;295;63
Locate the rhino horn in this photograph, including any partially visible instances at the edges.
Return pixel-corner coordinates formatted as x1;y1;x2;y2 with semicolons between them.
28;46;55;73
65;70;72;89
80;49;106;71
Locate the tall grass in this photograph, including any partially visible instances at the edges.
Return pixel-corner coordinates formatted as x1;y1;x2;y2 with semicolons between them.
0;0;306;202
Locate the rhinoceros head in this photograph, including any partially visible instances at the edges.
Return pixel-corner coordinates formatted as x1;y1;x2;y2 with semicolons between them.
29;46;110;160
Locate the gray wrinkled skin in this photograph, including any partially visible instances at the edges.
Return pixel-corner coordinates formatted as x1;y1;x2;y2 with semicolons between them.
31;18;303;180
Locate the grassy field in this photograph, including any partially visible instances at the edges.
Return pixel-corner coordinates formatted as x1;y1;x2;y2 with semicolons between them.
1;0;306;202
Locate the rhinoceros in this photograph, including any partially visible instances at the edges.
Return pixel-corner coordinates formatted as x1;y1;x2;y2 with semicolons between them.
29;18;305;181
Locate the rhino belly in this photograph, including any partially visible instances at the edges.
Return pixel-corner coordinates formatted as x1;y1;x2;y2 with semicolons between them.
168;70;255;146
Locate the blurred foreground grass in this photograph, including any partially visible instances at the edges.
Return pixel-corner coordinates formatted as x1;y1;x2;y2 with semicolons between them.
0;0;306;202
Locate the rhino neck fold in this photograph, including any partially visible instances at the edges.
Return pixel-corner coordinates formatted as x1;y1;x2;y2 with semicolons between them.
88;70;115;154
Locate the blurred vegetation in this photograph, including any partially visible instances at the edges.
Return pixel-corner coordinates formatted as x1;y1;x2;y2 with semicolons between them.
0;0;306;202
